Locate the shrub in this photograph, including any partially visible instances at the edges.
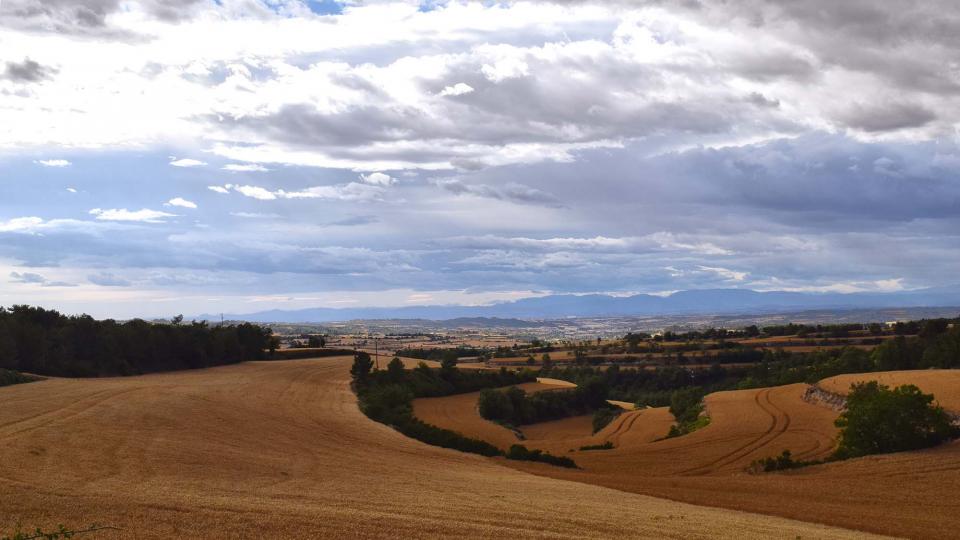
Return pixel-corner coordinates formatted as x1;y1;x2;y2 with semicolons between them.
752;450;801;472
834;382;957;459
664;387;709;438
579;442;614;451
506;444;578;468
0;368;38;388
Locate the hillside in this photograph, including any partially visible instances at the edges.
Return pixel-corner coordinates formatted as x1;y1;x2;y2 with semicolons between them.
0;357;873;539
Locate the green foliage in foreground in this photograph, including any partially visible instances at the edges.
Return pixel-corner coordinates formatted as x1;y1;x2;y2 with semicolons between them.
834;382;958;459
352;354;577;468
0;368;38;388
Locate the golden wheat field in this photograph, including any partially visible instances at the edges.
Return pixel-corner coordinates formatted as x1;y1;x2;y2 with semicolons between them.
820;369;960;411
0;357;882;539
415;378;960;539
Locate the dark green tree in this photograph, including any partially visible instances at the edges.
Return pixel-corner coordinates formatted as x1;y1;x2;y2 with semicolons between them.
834;382;956;459
350;351;374;384
387;356;405;382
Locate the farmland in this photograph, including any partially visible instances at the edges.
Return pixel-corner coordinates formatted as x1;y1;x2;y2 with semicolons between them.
0;357;877;539
413;370;960;539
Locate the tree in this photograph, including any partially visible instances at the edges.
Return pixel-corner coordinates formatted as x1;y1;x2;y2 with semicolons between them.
440;350;458;374
350;351;374;384
834;381;956;459
387;356;405;382
541;353;552;371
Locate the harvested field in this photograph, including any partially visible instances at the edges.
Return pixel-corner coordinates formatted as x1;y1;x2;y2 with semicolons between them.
820;369;960;411
416;379;960;539
0;358;875;539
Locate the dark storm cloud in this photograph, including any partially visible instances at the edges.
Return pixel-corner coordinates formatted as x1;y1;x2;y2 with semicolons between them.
0;0;206;35
837;102;937;133
3;58;57;82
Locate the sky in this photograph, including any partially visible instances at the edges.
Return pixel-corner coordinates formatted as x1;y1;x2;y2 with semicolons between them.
1;0;959;318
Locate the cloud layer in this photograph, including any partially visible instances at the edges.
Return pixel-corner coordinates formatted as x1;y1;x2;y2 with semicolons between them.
0;0;959;317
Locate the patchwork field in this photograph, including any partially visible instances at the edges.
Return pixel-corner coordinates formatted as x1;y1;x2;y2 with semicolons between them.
415;377;960;539
0;357;877;539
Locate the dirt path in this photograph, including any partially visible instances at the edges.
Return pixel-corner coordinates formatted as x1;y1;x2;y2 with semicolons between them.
0;358;877;539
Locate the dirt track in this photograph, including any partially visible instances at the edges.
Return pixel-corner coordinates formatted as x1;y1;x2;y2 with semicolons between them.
0;358;877;539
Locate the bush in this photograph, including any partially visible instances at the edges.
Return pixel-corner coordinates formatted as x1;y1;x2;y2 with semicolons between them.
506;444;578;468
752;450;802;472
664;386;709;438
0;368;38;388
834;382;957;459
579;441;614;451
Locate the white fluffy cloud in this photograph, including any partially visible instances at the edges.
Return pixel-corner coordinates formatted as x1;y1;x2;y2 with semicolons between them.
222;163;269;172
359;172;395;186
35;159;71;167
169;158;206;168
166;197;198;209
89;208;177;223
439;83;474;97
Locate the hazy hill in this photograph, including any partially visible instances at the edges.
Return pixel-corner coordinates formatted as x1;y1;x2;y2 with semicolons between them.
199;286;960;323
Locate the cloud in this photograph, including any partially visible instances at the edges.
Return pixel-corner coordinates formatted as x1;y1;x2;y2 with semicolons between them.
230;212;280;219
0;217;45;233
88;272;131;287
838;102;937;133
359;172;395;186
222;163;269;172
10;271;46;284
329;215;379;227
66;187;77;193
169;158;206;168
0;0;208;36
208;185;231;194
165;197;198;209
232;185;277;200
4;58;57;82
35;159;71;167
697;265;748;282
435;179;562;207
10;271;75;287
226;182;385;202
89;208;177;223
439;83;474;97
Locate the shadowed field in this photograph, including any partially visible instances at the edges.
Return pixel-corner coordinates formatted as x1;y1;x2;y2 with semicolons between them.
0;358;876;539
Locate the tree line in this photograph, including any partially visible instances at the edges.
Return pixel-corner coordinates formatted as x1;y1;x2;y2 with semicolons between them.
351;353;576;468
0;305;275;377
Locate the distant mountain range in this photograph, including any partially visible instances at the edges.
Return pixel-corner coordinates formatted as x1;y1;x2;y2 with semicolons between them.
198;286;960;323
